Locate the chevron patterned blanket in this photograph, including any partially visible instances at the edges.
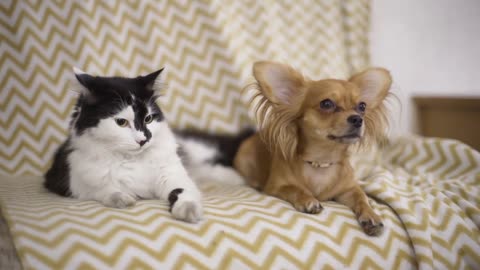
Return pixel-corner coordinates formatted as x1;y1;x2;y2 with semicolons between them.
0;136;479;269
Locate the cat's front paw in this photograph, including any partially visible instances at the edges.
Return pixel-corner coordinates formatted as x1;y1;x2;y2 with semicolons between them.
169;189;203;223
103;192;136;208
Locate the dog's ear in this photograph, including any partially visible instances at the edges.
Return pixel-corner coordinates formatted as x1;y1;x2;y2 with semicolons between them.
349;68;392;108
250;61;304;160
350;68;392;145
253;61;305;105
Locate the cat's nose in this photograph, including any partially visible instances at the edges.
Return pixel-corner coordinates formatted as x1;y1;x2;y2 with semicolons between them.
137;139;147;146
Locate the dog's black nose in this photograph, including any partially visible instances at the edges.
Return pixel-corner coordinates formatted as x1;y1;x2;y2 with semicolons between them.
347;115;363;128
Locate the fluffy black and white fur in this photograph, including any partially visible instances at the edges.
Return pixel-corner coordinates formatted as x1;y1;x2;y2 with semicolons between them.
45;68;249;223
174;129;253;183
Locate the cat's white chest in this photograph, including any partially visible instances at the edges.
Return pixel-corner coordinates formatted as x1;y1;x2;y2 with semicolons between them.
69;147;161;199
111;151;162;197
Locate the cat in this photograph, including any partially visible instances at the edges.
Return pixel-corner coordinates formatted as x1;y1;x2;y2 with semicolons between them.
44;68;213;222
175;128;253;182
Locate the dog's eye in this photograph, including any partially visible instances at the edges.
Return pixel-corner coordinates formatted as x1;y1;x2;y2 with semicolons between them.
115;118;129;127
320;99;336;111
358;102;367;112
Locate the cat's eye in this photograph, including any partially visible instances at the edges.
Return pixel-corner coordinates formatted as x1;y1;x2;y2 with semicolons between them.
144;114;154;124
115;118;129;127
320;99;336;111
358;102;367;113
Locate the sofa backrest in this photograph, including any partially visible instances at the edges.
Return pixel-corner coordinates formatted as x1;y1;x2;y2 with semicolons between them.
0;1;370;176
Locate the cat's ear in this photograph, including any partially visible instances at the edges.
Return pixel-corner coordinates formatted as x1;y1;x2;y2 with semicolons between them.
139;68;164;91
72;67;97;103
73;67;93;89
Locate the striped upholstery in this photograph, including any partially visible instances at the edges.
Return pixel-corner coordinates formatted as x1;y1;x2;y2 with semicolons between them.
0;0;369;176
2;1;479;269
1;137;479;269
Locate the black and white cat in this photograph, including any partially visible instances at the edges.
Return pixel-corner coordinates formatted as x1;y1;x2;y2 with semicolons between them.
44;68;249;223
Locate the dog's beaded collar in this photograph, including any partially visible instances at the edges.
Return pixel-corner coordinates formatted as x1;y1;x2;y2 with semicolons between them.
305;161;335;168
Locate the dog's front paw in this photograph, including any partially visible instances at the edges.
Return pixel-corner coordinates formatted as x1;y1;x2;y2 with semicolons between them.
358;211;384;236
103;192;136;208
169;189;203;223
293;197;323;214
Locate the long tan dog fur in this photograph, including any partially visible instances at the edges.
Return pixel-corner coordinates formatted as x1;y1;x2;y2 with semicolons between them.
234;61;392;236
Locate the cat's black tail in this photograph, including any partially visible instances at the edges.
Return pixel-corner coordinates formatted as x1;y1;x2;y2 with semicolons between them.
175;127;255;167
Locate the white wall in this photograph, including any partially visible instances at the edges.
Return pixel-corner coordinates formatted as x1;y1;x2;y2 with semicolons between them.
370;0;480;135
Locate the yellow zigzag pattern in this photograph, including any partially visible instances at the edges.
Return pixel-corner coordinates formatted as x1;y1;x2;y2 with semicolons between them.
1;137;479;269
0;0;368;176
1;176;415;269
354;136;480;270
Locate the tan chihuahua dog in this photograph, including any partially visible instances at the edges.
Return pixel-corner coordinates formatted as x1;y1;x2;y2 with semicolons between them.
234;61;392;236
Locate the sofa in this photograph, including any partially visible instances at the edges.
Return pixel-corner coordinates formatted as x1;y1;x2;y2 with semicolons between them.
1;1;479;269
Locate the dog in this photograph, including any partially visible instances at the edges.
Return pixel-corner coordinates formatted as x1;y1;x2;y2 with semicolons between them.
233;61;392;236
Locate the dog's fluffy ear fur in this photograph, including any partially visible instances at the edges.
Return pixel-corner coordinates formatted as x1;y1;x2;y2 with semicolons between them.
250;61;305;160
253;61;305;105
349;68;392;145
349;68;392;109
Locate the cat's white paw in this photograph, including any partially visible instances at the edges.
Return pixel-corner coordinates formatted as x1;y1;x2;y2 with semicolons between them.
171;192;203;223
172;198;203;223
103;192;136;208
